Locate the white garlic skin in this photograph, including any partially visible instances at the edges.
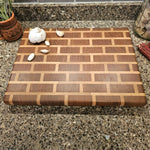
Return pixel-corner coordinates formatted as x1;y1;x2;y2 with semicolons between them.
45;40;50;46
56;30;64;37
40;49;49;54
28;27;46;44
27;53;35;61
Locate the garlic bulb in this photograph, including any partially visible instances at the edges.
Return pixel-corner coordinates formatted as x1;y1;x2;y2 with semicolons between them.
56;30;64;37
27;53;35;61
28;27;46;44
40;49;49;54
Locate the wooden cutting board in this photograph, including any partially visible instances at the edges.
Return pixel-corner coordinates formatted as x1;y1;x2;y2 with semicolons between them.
4;28;146;106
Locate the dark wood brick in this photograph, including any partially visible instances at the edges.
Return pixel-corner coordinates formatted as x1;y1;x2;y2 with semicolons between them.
12;95;37;105
40;95;64;105
44;73;66;81
70;55;90;62
95;74;118;82
104;32;124;38
107;64;130;71
94;55;114;62
60;47;80;53
57;84;80;92
30;84;53;92
68;95;92;106
18;73;41;81
83;47;103;53
105;47;126;53
110;84;134;93
69;73;91;81
47;55;67;62
124;96;146;106
120;74;141;82
13;64;31;71
59;64;80;71
18;47;36;53
117;55;136;62
83;64;104;71
7;84;27;92
71;39;89;45
93;39;112;45
96;96;121;106
83;32;102;38
114;39;132;45
83;84;107;92
34;64;55;71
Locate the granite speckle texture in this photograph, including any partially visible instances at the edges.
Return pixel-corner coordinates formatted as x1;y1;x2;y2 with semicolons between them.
0;20;150;149
13;2;142;21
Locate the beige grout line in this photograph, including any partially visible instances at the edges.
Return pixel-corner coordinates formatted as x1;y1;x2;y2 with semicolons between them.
8;80;143;84
104;64;108;71
134;84;139;93
107;83;110;93
111;39;115;45
24;39;28;45
91;73;95;82
89;38;92;46
9;95;14;105
20;55;24;62
40;73;44;82
30;63;34;72
66;73;69;81
103;47;105;53
53;84;57;93
64;95;68;106
114;55;117;62
81;31;83;38
80;63;82;71
80;83;83;93
123;31;127;38
15;73;19;81
126;47;129;54
92;95;96;106
37;95;41;105
101;31;104;38
55;63;59;72
117;74;121;82
26;84;30;92
129;64;133;72
120;95;125;106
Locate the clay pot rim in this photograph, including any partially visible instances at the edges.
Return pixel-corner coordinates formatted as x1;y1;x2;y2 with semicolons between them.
0;12;14;24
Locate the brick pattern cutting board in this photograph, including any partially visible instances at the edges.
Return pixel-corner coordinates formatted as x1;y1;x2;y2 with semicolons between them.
4;28;146;106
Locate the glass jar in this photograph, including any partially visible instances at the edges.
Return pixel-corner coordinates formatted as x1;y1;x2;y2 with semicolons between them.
134;0;150;40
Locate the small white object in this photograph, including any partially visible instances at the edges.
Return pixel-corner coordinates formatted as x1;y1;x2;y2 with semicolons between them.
56;29;64;37
27;53;35;61
104;135;110;140
45;40;50;46
40;49;49;54
28;27;46;44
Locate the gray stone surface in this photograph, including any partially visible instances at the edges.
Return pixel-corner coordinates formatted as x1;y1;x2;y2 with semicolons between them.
0;20;150;149
12;2;142;21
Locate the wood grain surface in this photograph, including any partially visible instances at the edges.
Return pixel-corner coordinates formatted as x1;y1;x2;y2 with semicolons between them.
4;28;146;106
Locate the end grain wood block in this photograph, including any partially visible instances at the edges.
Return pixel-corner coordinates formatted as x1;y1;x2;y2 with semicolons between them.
4;28;146;106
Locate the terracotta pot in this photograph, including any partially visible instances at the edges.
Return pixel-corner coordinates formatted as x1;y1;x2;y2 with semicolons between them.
0;12;23;41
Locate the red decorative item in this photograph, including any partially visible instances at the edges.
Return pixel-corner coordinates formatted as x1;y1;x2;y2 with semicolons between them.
138;43;150;60
0;12;23;42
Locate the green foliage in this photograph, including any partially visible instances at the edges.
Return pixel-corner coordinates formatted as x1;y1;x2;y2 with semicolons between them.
0;0;13;21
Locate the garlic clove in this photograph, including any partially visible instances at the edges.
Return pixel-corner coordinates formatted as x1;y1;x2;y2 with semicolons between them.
45;40;50;46
27;53;35;61
40;49;49;54
56;30;64;37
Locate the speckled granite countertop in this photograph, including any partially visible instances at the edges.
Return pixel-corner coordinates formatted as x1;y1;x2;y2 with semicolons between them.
13;2;142;21
0;20;150;149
